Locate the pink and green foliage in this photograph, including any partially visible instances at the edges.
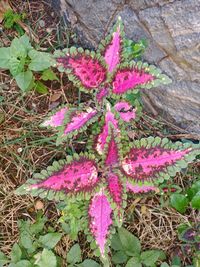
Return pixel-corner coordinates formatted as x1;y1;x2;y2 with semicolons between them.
89;190;112;256
30;156;98;193
114;101;136;122
16;17;200;262
41;106;68;127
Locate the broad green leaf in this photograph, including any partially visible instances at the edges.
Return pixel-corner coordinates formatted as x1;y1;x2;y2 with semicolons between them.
9;57;25;77
30;214;47;235
39;232;62;249
20;233;33;250
15;260;32;267
118;227;141;255
0;251;9;267
10;37;27;58
0;47;11;69
141;250;164;266
172;255;181;266
19;34;32;51
125;256;142;267
78;259;100;267
36;249;57;267
191;192;200;209
41;69;59;81
111;233;123;251
112;251;128;264
11;244;22;263
34;81;48;94
170;193;189;214
15;70;33;91
67;244;82;264
28;50;53;71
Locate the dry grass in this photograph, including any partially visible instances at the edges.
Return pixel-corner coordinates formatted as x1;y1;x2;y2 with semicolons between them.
0;1;199;266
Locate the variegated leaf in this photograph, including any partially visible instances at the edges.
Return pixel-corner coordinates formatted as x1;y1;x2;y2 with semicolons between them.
56;48;107;92
122;137;200;183
105;131;120;167
96;87;109;103
96;111;119;155
112;62;171;96
89;190;112;256
114;101;136;122
16;154;99;199
41;106;68;128
98;17;124;73
127;182;157;193
57;107;99;144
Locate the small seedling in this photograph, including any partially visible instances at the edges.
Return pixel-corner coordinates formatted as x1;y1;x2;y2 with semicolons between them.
0;34;56;93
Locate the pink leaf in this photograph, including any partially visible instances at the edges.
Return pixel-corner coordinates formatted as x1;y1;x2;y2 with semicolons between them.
57;54;106;89
64;108;97;135
114;101;136;122
113;68;154;95
89;190;112;256
104;26;121;72
41;107;68;127
96;87;109;103
108;173;122;206
127;182;157;193
96;111;119;154
122;146;190;181
30;157;99;193
105;136;119;167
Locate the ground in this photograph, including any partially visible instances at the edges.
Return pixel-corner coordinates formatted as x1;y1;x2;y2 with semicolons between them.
0;1;199;266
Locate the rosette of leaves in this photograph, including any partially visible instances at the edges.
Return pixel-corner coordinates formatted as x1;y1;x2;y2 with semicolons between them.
16;18;200;263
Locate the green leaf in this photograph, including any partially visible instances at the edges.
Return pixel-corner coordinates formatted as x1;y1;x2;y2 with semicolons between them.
140;250;164;266
10;37;27;58
0;251;9;267
160;264;170;267
118;227;141;255
11;244;22;263
78;259;100;267
170;193;189;214
19;34;32;51
112;251;128;264
28;50;53;71
125;256;142;267
191;192;200;209
36;249;57;267
67;244;82;264
15;70;33;91
34;81;48;94
172;255;181;266
20;234;33;250
111;233;124;251
9;57;25;77
30;214;47;235
41;69;59;81
15;260;32;267
0;47;11;69
39;232;62;249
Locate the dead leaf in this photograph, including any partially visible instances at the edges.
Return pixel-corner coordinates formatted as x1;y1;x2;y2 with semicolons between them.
50;92;62;102
141;205;148;215
35;200;44;210
0;0;11;23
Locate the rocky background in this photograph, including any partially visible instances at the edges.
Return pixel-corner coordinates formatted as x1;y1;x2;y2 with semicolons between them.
50;0;200;136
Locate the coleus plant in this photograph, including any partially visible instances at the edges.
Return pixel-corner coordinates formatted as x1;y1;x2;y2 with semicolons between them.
16;17;200;264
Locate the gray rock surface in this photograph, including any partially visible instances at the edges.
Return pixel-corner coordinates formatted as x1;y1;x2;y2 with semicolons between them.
51;0;200;136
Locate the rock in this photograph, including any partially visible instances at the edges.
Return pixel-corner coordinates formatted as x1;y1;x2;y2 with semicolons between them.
49;0;200;136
